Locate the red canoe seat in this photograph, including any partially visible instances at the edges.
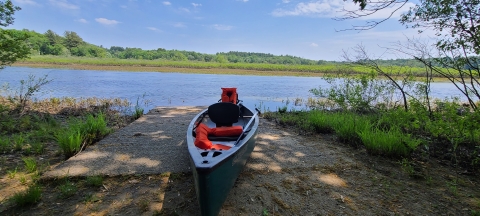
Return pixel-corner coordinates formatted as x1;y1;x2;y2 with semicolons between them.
194;123;243;150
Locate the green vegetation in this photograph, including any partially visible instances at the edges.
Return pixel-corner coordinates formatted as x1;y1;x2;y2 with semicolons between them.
265;72;480;172
22;157;37;173
58;180;77;198
85;175;103;187
10;184;42;207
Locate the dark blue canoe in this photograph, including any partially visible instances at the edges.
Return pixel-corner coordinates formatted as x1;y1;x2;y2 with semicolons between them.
186;103;260;216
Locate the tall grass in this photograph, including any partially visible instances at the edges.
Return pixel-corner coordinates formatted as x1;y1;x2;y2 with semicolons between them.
358;125;422;157
56;113;111;159
81;113;111;144
56;128;83;159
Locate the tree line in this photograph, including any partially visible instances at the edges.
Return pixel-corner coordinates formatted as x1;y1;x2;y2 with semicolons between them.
4;28;447;67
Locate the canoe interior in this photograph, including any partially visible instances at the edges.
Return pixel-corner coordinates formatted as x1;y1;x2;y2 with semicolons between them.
186;105;258;173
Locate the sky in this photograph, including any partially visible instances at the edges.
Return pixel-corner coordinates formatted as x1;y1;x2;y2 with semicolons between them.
8;0;435;61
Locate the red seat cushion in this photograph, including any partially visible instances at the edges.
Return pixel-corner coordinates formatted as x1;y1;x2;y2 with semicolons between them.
194;123;233;150
211;126;243;137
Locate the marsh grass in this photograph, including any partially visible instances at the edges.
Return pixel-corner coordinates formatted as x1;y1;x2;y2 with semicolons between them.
10;184;42;207
18;55;432;77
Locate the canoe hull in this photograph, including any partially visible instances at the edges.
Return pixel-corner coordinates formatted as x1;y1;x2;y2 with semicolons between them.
186;106;259;216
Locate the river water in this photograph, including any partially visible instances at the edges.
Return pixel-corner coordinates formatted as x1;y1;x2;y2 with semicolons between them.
0;67;466;112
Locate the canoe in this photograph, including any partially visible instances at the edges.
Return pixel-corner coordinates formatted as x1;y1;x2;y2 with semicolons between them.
186;102;260;216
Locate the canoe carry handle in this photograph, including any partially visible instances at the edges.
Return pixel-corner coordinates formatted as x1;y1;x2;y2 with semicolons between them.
234;108;260;146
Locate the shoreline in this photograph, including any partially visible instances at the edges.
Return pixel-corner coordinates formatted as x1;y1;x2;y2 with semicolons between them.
12;62;327;77
12;62;454;82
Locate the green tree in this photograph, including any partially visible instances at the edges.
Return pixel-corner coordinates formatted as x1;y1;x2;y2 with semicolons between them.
0;29;30;68
0;0;20;27
44;30;62;46
63;31;84;49
0;1;29;68
346;0;479;55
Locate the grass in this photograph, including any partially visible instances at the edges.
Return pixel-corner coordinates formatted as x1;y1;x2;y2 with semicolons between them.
58;180;78;198
85;175;103;187
55;128;83;159
10;184;42;207
7;168;18;179
22;157;37;173
358;125;422;157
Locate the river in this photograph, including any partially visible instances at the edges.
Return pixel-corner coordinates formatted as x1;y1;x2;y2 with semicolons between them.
0;67;466;112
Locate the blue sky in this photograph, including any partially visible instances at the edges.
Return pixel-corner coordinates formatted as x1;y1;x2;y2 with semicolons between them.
9;0;432;61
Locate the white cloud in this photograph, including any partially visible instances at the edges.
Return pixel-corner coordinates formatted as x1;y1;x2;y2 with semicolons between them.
192;3;201;7
49;0;79;10
147;27;162;32
179;7;190;13
14;0;39;6
271;0;414;19
213;24;233;31
163;1;171;5
173;22;186;28
75;18;88;23
95;18;121;25
310;43;318;47
237;0;248;2
282;0;290;3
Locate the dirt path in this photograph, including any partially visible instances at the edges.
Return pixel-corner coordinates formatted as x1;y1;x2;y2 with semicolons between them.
3;106;480;215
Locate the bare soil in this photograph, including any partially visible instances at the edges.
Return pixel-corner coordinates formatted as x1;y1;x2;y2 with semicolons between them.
1;116;480;215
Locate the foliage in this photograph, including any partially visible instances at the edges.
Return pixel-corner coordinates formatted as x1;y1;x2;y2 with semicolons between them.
10;184;42;207
399;0;480;55
58;180;77;198
358;124;421;157
55;126;83;159
0;28;31;68
0;0;20;27
310;72;396;112
22;157;37;173
85;175;103;187
56;113;111;159
81;113;110;144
